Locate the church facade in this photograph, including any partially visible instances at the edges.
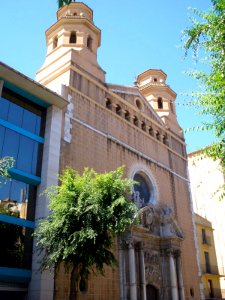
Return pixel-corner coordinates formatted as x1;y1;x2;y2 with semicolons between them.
34;3;201;299
0;2;201;300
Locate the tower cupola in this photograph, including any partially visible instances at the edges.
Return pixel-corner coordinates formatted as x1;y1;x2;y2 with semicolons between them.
47;3;100;55
36;2;105;90
136;69;181;135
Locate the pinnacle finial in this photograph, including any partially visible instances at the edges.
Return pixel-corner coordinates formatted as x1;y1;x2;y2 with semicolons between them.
58;0;76;9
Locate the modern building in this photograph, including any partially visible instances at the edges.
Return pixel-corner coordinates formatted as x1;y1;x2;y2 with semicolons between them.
0;62;68;299
0;2;202;300
189;150;225;299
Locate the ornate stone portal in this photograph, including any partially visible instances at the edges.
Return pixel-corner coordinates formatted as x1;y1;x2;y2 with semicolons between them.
119;204;185;300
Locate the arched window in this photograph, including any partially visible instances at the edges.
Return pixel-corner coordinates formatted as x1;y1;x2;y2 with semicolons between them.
149;126;154;136
116;104;122;116
157;97;163;109
133;116;138;127
162;135;168;145
70;31;77;44
156;131;160;141
106;98;112;110
141;121;146;131
124;110;130;121
133;172;153;207
87;36;93;51
79;278;88;294
53;36;58;49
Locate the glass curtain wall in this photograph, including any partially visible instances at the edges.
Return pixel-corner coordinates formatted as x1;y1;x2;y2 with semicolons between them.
0;88;46;271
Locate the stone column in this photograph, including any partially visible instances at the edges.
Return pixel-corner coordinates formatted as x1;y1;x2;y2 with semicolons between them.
128;241;137;300
168;250;179;300
175;251;185;300
118;240;126;300
139;243;147;300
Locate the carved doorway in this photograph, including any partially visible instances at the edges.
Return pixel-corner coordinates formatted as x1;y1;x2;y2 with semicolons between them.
146;284;158;300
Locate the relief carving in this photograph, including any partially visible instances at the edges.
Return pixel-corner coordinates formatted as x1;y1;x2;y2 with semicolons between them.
139;204;184;239
144;251;161;286
64;94;74;143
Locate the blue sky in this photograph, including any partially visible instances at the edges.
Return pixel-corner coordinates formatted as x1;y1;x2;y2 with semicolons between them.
0;0;214;152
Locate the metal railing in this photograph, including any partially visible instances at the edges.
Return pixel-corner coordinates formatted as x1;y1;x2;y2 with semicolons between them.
202;235;212;246
201;264;219;275
205;288;225;299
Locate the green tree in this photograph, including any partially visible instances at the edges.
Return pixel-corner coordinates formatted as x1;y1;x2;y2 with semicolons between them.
0;156;14;184
183;0;225;173
57;0;75;9
35;167;137;300
0;205;23;268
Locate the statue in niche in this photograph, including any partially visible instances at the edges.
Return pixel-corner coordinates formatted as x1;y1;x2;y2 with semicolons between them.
132;190;144;208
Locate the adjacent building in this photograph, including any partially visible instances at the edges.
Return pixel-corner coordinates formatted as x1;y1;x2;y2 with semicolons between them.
0;62;68;299
189;150;225;299
0;2;202;300
195;213;222;299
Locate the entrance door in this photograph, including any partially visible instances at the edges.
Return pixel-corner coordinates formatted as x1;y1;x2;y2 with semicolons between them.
146;284;158;300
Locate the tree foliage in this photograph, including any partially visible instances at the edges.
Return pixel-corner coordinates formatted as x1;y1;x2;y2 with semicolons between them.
0;156;14;184
35;167;137;299
57;0;75;9
183;0;225;172
0;205;23;268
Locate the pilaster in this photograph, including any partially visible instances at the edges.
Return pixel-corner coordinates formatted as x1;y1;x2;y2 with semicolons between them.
27;105;63;300
128;240;137;300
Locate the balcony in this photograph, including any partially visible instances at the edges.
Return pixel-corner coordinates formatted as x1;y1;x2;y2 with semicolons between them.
202;235;212;246
201;264;220;275
205;288;225;299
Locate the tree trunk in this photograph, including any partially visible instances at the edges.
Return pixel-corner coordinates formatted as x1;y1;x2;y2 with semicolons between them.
69;265;79;300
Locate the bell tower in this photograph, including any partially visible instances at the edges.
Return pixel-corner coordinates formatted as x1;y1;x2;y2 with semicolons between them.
136;69;182;135
36;2;105;92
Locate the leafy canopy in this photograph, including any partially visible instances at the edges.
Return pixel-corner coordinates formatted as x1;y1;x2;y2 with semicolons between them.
183;0;225;172
0;156;14;184
35;167;137;280
58;0;75;9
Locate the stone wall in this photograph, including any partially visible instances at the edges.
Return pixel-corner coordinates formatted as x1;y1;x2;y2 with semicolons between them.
54;69;200;300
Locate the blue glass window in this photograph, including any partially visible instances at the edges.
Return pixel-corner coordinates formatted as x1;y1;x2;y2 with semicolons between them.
133;173;151;204
1;88;46;137
0;97;9;119
8;101;24;127
0;179;36;221
0;87;46;273
0;221;33;269
0;126;41;176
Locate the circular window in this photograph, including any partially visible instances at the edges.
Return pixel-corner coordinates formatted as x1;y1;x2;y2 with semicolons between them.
133;172;153;207
135;98;143;111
